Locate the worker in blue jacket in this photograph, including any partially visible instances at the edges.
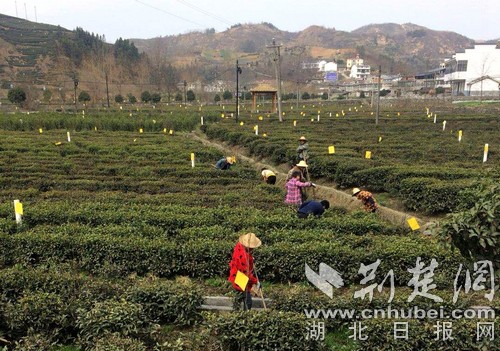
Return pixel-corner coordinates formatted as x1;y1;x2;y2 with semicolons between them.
215;156;234;170
297;200;330;218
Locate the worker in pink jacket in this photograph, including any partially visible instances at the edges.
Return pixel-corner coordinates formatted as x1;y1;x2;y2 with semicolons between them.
284;170;315;205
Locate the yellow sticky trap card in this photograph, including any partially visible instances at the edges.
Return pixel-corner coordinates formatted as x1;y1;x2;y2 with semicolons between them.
328;146;335;154
365;151;372;159
54;142;62;146
169;130;173;135
15;201;23;215
39;128;43;134
407;217;420;231
235;271;249;291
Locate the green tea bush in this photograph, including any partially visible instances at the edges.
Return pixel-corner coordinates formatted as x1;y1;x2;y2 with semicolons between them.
76;300;149;349
0;232;463;286
206;310;322;351
125;280;203;326
399;177;474;214
437;182;499;271
11;332;57;351
3;291;70;337
90;333;147;351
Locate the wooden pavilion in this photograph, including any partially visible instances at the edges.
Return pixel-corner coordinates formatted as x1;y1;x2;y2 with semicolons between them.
250;84;278;113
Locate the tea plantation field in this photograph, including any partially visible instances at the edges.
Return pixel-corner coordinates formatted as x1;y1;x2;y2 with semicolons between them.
0;106;497;351
202;101;500;214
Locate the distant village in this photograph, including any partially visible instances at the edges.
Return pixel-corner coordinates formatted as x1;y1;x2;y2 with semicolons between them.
189;43;500;100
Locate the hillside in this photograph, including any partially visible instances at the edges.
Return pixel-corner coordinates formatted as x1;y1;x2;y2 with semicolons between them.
132;22;476;77
0;14;484;105
0;13;153;107
0;13;72;85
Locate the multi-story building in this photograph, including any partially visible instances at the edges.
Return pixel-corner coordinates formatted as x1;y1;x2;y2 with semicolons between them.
350;64;371;80
443;43;500;96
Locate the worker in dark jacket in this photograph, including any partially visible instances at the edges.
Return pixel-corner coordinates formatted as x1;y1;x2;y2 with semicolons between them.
297;136;309;162
297;200;330;218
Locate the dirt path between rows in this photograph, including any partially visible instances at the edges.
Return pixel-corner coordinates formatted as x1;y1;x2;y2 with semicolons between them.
189;131;433;231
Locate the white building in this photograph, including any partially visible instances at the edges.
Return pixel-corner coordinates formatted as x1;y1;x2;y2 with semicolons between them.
350;64;371;80
302;60;337;72
444;44;500;96
322;61;338;72
347;55;364;69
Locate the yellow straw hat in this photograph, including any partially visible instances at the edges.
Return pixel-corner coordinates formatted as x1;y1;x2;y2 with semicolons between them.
352;188;361;196
239;233;262;248
298;136;307;141
226;157;234;164
296;160;308;168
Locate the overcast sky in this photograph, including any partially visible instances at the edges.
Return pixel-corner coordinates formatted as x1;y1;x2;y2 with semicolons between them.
1;0;498;43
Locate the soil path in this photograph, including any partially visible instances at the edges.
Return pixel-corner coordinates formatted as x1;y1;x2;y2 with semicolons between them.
190;131;433;230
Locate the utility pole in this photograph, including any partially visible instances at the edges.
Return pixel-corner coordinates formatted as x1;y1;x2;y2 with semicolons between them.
34;6;37;22
23;2;27;20
296;80;299;111
183;80;187;106
15;1;18;17
376;65;381;126
235;60;242;123
73;76;79;113
105;72;110;108
268;38;283;122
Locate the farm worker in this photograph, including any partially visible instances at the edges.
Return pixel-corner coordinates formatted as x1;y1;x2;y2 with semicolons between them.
297;200;330;218
286;160;310;201
215;156;234;170
352;187;379;213
228;232;262;311
297;136;309;162
285;170;315;205
261;168;276;185
286;160;308;181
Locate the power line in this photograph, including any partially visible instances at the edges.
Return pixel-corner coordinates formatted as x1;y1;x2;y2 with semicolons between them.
134;0;204;27
175;0;232;26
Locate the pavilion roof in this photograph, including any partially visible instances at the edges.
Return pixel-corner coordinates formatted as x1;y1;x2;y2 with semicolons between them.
250;83;277;93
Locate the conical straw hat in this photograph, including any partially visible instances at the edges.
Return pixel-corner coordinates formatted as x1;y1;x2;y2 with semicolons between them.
239;232;261;248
